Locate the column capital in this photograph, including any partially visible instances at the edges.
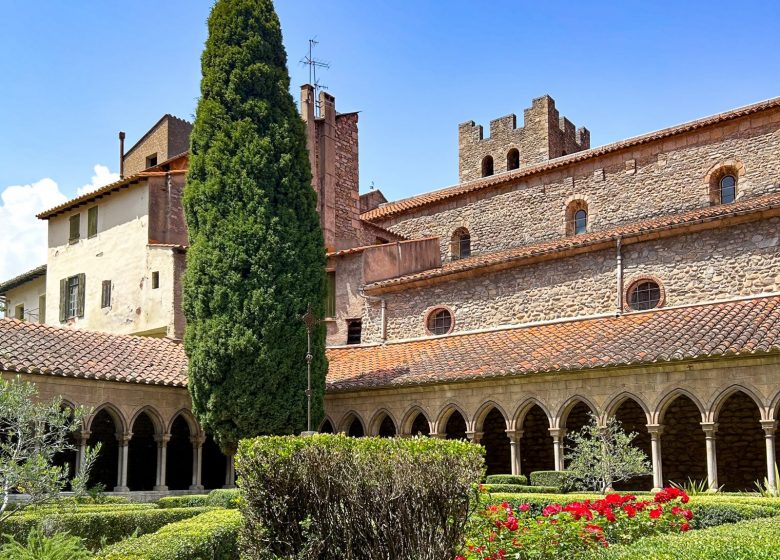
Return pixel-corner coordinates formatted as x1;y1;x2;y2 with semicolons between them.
646;424;664;436
466;431;483;443
116;432;132;445
190;434;207;446
154;433;172;445
700;422;718;435
548;427;566;439
505;429;524;442
429;432;447;439
76;431;91;445
761;420;777;435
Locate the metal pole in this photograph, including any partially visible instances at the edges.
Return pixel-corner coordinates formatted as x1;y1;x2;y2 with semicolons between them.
301;303;317;436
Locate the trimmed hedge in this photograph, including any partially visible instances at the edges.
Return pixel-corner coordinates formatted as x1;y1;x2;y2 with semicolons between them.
4;507;212;550
485;474;528;485
483;484;558;494
590;516;780;559
96;508;241;560
207;488;240;509
157;495;209;509
687;501;780;529
530;470;571;491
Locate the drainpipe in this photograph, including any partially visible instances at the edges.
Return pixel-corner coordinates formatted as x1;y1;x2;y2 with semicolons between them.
358;287;387;343
118;131;126;179
615;235;623;315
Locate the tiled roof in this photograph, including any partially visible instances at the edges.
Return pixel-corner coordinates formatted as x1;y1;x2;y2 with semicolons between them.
365;192;780;291
361;96;780;221
0;265;47;295
0;319;187;387
326;294;780;392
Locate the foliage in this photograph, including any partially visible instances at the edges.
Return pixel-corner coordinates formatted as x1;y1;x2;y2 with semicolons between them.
753;463;780;497
3;506;212;551
0;526;91;560
157;495;209;509
669;477;710;495
588;516;780;559
485;474;528;485
461;488;693;560
529;470;573;491
183;0;327;448
565;413;651;493
483;484;558;494
207;488;240;509
237;434;484;560
0;376;98;526
96;508;241;560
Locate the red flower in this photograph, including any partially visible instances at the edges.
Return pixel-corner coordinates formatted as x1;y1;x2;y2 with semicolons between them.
680;523;690;532
623;504;637;518
519;503;530;512
649;507;663;519
542;503;563;517
682;509;693;520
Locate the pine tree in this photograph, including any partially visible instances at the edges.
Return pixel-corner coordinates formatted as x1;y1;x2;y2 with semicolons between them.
183;0;326;449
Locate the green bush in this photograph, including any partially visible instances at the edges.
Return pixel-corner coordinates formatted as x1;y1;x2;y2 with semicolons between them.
485;474;528;485
96;509;241;560
157;495;209;509
206;489;240;509
483;484;558;494
238;434;484;560
0;526;92;560
686;501;780;529
530;470;572;491
590;517;780;559
4;507;212;550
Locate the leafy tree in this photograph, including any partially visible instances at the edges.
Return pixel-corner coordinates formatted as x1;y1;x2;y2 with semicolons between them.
0;377;98;527
183;0;326;449
565;413;651;493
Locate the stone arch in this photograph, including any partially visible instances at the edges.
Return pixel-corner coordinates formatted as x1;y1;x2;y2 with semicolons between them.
555;396;597;430
128;410;158;491
703;159;745;205
450;227;471;260
86;402;127;434
437;404;468;440
474;404;510;476
86;404;124;491
166;413;193;490
506;148;520;171
713;389;765;491
558;397;597;469
319;416;336;433
513;397;554;430
658;392;707;487
400;405;432;436
602;392;651;425
563;196;591;236
653;388;706;425
166;408;199;436
129;406;165;436
611;396;653;490
517;402;554;477
709;384;766;423
481;155;494;177
340;411;366;437
369;409;398;437
435;403;470;435
473;400;511;433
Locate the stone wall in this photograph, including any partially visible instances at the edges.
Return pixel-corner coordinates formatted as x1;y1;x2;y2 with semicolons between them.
326;251;367;347
334;113;362;247
381;108;780;261
123;116;192;178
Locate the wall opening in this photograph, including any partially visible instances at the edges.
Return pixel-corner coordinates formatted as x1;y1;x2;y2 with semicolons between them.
506;148;520;171
202;434;227;490
520;405;554;477
377;415;396;437
166;415;192;490
481;408;510;475
717;392;764;491
563;402;592;468
128;412;157;491
348;417;365;437
320;419;334;433
445;410;467;440
87;409;120;491
481;155;494;177
661;395;707;487
410;413;430;436
612;399;652;490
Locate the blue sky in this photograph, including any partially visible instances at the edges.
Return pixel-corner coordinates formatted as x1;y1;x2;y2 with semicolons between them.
1;0;779;278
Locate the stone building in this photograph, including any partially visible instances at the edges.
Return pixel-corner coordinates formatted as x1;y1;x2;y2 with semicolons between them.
2;90;780;494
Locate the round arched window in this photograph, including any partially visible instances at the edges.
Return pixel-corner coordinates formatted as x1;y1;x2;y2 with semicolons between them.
426;308;453;335
628;280;662;311
720;175;736;204
574;209;587;234
481;156;494;177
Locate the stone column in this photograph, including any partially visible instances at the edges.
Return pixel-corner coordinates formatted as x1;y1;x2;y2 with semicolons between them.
75;431;91;474
190;435;205;491
549;428;566;472
224;452;236;489
762;420;777;493
153;434;171;491
647;424;664;491
701;422;719;492
429;432;447;439
466;431;483;444
506;430;524;476
115;432;131;492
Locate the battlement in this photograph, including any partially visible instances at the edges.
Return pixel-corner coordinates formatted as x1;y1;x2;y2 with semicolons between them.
458;95;590;183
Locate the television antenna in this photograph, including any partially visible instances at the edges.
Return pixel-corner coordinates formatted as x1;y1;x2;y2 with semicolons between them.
301;38;330;116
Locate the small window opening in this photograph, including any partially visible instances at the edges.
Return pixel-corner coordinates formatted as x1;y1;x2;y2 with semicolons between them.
427;308;453;336
14;304;24;321
506;148;520;171
346;319;362;345
66;276;79;318
69;214;80;244
450;228;471;260
101;280;112;308
87;206;98;238
481;155;494;177
38;295;46;323
325;271;336;318
720;175;736;204
151;272;160;289
146;154;158;168
628;280;662;311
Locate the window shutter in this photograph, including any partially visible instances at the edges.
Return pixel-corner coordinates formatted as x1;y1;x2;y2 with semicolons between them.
59;278;67;322
76;273;86;318
88;207;98;238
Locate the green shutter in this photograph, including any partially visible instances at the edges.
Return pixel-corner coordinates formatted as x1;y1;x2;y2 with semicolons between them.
59;278;67;322
326;271;336;318
76;273;86;318
69;214;80;243
88;206;98;238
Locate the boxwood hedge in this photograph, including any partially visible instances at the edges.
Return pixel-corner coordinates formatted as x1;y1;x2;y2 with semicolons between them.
483;484;558;494
485;474;528;485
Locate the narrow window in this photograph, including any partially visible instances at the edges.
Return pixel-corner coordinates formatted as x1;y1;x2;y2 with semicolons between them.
566;200;589;236
38;295;46;323
67;276;79;318
451;228;471;260
14;304;24;321
346;319;362;345
481;155;494;177
506;148;520;171
101;280;112;308
151;271;160;289
628;280;662;311
69;214;80;244
426;308;453;335
87;206;98;238
146;153;158;168
574;209;587;234
720;175;736;204
326;271;336;318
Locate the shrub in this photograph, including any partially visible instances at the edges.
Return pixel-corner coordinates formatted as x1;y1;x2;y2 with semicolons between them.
4;507;212;551
686;501;780;529
530;470;572;491
483;484;558;494
238;434;484;560
207;489;240;509
590;516;780;559
485;474;528;485
0;526;92;560
96;509;241;560
157;495;209;509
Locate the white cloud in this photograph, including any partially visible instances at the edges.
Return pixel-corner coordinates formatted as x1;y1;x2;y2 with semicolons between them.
76;164;120;196
0;164;119;281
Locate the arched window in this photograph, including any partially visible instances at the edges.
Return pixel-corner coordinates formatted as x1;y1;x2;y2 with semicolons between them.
481;156;494;177
627;279;662;311
573;209;587;234
450;228;471;260
565;200;588;236
426;308;453;336
720;175;736;204
506;149;520;171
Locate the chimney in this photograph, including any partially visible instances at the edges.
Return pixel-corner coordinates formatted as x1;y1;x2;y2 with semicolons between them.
119;131;126;179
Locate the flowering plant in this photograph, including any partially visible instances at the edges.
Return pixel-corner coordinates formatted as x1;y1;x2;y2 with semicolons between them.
458;488;692;559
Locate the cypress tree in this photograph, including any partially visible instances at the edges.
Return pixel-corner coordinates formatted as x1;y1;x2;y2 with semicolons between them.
183;0;326;449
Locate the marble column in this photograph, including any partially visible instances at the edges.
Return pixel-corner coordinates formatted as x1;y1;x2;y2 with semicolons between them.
75;431;91;474
761;420;777;493
190;435;205;491
701;422;719;492
153;433;171;491
646;424;664;491
114;432;131;492
224;452;236;489
506;430;524;476
549;428;566;471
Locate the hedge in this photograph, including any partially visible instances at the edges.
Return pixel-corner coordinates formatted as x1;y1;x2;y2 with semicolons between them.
206;488;240;509
157;495;209;509
3;506;213;550
590;517;780;559
485;474;528;485
96;508;241;560
530;470;571;491
483;484;558;494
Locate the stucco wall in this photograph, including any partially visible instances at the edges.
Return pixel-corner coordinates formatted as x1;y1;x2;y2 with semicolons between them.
3;276;47;322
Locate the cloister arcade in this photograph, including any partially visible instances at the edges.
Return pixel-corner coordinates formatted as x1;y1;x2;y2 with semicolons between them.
323;384;780;492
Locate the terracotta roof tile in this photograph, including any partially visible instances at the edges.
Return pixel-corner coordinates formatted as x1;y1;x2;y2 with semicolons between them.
0;319;187;387
362;96;780;221
365;192;780;291
0;265;47;295
326;295;780;391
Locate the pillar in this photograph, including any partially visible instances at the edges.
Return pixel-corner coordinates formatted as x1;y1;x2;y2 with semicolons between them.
153;434;170;491
75;431;90;474
466;431;483;444
647;424;664;491
115;432;131;492
701;422;719;492
549;428;565;471
224;452;236;489
762;420;777;493
190;435;205;491
506;430;523;476
429;432;447;439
